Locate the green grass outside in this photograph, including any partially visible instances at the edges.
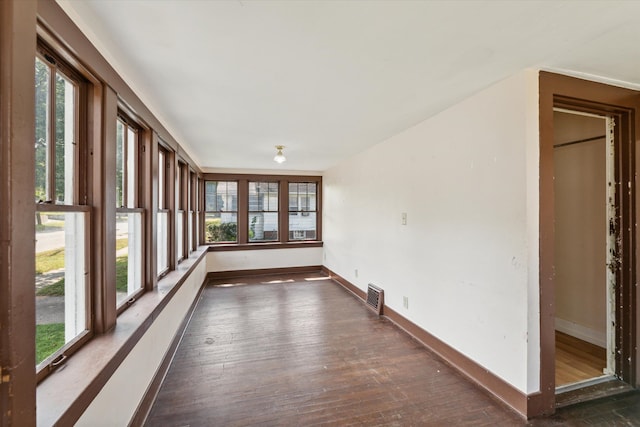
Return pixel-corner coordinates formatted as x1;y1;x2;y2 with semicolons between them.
36;238;129;296
35;247;65;274
36;323;64;365
115;255;128;292
36;280;65;296
35;237;132;363
115;238;128;251
36;256;129;296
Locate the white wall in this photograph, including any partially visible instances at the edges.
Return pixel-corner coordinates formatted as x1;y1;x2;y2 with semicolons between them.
75;257;207;426
207;247;323;272
323;69;540;394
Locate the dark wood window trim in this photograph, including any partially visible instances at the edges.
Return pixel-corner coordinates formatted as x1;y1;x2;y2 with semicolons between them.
115;109;148;314
1;2;38;423
203;173;322;250
207;241;324;252
34;37;97;384
189;170;198;253
176;160;188;263
24;4;208;424
157;143;174;277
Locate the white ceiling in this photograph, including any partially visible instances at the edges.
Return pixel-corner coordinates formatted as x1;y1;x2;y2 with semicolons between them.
57;0;640;173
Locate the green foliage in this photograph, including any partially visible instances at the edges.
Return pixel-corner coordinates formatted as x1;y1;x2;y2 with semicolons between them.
36;323;65;365
250;215;257;240
206;221;237;242
34;58;74;202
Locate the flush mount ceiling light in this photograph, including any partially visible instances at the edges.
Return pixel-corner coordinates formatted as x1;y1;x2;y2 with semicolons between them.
273;145;286;163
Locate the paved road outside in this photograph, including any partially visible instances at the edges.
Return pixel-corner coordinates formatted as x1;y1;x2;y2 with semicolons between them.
36;221;129;253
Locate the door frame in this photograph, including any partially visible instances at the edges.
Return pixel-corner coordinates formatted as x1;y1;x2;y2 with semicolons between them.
535;72;638;416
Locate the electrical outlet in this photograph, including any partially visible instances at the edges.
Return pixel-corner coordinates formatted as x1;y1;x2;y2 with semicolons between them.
403;296;409;309
402;212;407;225
355;269;358;278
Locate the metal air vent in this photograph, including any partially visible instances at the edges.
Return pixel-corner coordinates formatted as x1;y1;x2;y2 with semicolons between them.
366;284;384;315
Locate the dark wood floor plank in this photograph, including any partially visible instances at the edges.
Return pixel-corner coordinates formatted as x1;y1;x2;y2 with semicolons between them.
145;272;640;426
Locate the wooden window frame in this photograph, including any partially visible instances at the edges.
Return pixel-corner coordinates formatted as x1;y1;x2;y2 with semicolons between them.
34;40;94;384
287;181;319;241
176;160;188;263
204;180;239;243
189;170;198;253
203;173;322;250
115;110;147;314
248;180;280;243
156;143;174;276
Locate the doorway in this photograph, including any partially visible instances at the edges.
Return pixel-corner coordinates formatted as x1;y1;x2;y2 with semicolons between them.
553;109;614;391
536;71;638;418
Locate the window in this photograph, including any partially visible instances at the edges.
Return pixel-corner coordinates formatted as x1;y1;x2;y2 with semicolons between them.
157;146;170;275
34;48;91;375
189;171;197;252
205;181;238;243
203;175;321;246
288;182;317;240
196;176;202;247
115;115;144;308
249;181;279;242
176;161;186;262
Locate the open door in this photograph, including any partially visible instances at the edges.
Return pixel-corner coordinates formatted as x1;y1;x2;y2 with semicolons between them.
553;109;616;394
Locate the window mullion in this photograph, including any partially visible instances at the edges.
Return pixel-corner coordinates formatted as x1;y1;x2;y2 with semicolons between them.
279;180;288;243
237;180;248;243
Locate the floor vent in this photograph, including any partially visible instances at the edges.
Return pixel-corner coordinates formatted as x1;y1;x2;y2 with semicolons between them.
366;284;384;315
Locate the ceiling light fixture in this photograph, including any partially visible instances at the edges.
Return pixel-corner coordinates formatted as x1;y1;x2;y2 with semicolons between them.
273;145;286;163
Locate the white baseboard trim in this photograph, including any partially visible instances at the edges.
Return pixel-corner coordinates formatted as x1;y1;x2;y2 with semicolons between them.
555;317;606;348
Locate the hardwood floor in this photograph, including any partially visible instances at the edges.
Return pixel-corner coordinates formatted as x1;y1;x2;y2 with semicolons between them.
144;272;640;426
555;331;606;387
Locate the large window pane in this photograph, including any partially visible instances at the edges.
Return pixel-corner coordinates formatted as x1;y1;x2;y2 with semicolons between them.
188;212;194;252
158;150;165;210
116;121;125;208
115;212;143;306
288;182;317;241
205;181;238;243
177;211;184;260
249;181;278;242
55;71;76;205
34;58;77;205
35;211;88;365
157;211;169;274
127;127;137;207
35;58;50;202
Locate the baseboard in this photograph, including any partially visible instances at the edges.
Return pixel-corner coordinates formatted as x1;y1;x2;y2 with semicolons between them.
555;317;606;348
207;265;323;281
321;266;366;300
128;281;207;427
322;266;530;418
